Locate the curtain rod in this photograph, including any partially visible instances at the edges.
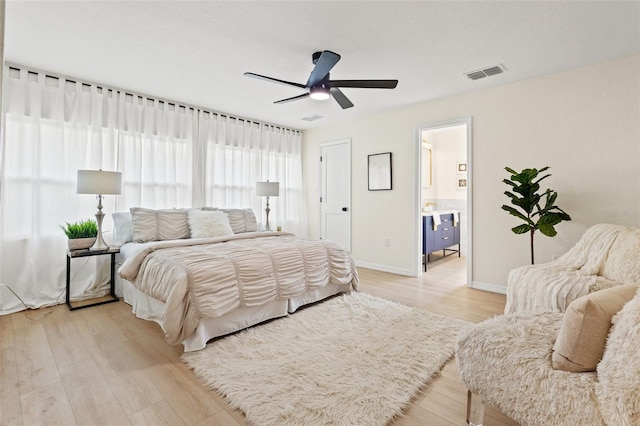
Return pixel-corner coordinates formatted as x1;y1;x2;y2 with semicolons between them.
5;63;302;134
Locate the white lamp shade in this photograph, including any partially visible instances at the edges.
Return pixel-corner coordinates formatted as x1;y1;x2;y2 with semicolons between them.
256;181;279;197
76;170;122;195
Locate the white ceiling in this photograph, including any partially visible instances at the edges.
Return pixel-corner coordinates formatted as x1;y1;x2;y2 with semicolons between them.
5;1;640;130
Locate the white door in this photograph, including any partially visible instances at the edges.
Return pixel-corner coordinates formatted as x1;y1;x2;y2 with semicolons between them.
320;139;351;251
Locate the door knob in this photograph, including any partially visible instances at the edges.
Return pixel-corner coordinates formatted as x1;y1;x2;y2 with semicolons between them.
342;207;348;212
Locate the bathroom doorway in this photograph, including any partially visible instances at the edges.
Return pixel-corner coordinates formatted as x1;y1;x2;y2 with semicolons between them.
415;118;472;286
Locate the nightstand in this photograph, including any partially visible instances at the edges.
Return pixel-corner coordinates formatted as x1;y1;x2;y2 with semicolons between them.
66;247;120;310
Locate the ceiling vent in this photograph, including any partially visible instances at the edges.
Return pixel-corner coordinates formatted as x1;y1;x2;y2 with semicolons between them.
301;114;324;122
465;64;507;80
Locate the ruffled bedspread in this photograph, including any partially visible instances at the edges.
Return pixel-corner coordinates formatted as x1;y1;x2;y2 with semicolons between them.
119;232;359;344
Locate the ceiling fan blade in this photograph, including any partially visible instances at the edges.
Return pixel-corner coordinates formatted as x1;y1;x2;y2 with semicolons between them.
329;79;398;89
330;87;354;109
306;50;341;87
244;72;306;89
274;93;310;104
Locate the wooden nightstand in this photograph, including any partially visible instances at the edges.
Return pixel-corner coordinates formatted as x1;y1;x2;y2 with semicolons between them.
66;247;120;310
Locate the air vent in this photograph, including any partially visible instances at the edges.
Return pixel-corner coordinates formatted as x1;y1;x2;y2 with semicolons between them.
466;71;486;81
465;64;507;80
301;114;324;122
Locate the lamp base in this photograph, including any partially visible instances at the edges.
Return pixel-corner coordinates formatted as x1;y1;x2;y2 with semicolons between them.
264;201;272;232
89;236;109;251
90;199;110;251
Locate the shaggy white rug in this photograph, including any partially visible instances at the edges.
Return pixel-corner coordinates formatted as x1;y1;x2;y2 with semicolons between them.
182;292;468;426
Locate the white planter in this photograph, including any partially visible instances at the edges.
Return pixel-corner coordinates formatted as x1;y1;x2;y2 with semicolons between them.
68;237;96;251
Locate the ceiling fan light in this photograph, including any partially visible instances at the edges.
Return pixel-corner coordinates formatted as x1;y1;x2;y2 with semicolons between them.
310;86;330;100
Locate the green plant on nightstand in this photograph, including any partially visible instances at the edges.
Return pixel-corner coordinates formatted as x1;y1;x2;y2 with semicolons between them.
60;219;98;250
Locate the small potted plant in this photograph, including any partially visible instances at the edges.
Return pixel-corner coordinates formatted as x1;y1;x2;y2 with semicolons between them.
60;219;98;250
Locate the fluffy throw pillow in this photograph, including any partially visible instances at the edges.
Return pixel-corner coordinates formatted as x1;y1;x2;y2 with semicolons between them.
596;287;640;425
187;210;234;238
112;211;133;246
203;207;258;233
552;283;639;372
130;207;190;242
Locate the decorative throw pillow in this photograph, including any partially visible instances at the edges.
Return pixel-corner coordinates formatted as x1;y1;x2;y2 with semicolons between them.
112;211;133;245
552;283;639;372
156;209;190;240
187;209;234;238
130;207;190;242
222;208;258;233
203;207;258;233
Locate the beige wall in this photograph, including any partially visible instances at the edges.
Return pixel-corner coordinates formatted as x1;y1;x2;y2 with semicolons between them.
302;54;640;291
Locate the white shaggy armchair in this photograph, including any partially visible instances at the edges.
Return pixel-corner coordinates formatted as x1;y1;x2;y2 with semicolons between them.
456;285;640;426
505;223;640;314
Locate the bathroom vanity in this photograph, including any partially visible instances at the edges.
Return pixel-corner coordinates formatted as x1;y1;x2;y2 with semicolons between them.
422;210;461;271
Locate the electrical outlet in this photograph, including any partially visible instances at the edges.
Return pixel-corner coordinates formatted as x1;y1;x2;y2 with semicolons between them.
384;238;390;248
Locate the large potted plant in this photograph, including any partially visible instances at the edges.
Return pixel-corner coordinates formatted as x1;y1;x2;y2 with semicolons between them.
501;166;572;264
60;219;98;250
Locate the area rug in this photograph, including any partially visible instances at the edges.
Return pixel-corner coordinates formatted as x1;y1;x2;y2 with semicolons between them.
181;292;468;426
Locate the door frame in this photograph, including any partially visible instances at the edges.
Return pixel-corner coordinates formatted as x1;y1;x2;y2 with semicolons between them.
319;138;352;251
414;117;473;286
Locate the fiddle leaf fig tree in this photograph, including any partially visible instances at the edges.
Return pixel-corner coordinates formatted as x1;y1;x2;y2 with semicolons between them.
501;166;571;264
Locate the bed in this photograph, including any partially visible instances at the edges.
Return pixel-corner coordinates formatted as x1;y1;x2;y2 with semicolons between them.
112;207;359;352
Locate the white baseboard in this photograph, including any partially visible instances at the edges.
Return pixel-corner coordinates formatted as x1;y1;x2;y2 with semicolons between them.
471;281;507;294
355;260;415;277
353;262;507;293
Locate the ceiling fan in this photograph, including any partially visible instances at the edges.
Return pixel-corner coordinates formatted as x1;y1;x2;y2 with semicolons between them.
244;50;398;109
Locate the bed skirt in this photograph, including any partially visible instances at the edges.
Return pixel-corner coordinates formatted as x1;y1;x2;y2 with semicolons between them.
117;275;351;352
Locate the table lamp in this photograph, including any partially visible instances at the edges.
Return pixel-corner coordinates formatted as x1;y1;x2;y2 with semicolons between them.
255;180;279;231
77;169;122;251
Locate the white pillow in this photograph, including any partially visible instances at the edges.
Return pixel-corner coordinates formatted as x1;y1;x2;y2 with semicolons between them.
204;208;258;233
112;211;133;245
187;210;234;238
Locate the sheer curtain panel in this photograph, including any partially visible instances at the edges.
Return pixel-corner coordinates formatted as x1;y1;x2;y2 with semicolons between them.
0;66;306;314
0;69;118;313
116;95;196;209
199;112;307;236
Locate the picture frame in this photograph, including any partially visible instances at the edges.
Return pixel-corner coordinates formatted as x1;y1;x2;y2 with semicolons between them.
456;177;467;190
368;152;392;191
456;161;467;174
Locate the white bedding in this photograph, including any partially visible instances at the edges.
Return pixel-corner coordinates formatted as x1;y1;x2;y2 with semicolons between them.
116;232;359;351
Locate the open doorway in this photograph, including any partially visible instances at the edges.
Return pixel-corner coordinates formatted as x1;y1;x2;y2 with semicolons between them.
415;118;472;286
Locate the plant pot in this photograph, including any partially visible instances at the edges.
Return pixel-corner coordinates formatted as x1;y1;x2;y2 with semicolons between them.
68;237;96;251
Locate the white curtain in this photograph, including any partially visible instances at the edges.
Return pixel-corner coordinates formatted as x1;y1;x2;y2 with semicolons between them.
0;66;305;314
116;95;196;209
199;112;307;236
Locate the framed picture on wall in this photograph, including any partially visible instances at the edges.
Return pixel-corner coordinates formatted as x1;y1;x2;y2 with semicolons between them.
457;177;467;190
368;152;392;190
457;161;467;174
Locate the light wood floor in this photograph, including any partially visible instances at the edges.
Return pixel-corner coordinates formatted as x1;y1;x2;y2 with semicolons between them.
0;255;519;426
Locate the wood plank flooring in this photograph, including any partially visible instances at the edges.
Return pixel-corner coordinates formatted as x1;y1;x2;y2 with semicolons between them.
0;255;519;425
